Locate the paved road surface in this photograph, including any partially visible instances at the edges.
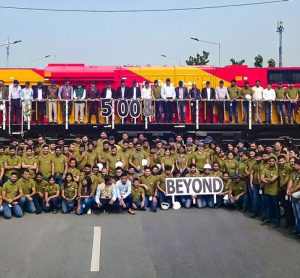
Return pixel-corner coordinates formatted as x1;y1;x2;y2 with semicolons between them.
0;208;299;278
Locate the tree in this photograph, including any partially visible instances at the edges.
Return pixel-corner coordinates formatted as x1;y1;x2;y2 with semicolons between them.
254;54;263;68
267;58;276;67
186;51;210;65
230;58;245;65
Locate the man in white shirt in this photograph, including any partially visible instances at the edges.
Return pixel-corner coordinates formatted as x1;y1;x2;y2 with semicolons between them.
215;80;229;123
21;81;33;122
141;81;152;100
8;80;22;124
161;78;176;123
112;172;135;214
252;80;264;123
263;83;276;124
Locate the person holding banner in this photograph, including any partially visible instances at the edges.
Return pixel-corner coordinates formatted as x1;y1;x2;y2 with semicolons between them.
216;171;230;208
156;165;172;208
183;164;200;208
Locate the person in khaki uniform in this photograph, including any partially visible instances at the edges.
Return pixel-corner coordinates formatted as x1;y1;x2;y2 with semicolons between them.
33;172;49;214
156;165;173;208
227;79;241;123
228;173;247;210
21;147;37;179
61;173;78;214
128;141;149;173
67;158;81;183
2;172;23;219
275;81;286;124
47;80;59;123
52;146;68;187
42;175;60;213
3;146;21;183
140;167;158;212
17;169;36;213
107;146;125;176
131;178;146;210
260;156;280;228
285;83;298;124
151;80;163;123
37;145;54;180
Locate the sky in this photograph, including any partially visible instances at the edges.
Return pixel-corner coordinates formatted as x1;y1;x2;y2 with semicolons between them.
0;0;299;68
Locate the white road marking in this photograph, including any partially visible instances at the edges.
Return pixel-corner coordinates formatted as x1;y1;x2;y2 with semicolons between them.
90;226;101;272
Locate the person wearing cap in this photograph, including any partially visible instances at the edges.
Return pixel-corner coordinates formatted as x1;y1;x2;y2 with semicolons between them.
260;156;280;228
8;80;22;124
240;81;252;124
285;83;298;124
189;83;201;122
58;79;73;124
227;79;240;124
161;78;175;123
117;79;130;99
215;80;229;123
128;80;141;100
175;81;189;123
47;80;59;123
33;82;48;125
263;83;276;124
151;80;163;123
21;81;33;123
201;81;216;124
228;172;247;210
73;82;86;124
86;81;100;123
251;80;264;124
287;158;300;235
275;81;286;124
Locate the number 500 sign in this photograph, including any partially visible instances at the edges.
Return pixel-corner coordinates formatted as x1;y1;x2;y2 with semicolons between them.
101;99;153;119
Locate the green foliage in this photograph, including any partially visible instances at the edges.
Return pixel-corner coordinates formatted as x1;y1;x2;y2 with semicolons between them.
254;54;263;68
186;51;210;65
230;58;245;65
267;58;276;67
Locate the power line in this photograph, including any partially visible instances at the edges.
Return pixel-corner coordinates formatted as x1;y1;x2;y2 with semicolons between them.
0;0;290;14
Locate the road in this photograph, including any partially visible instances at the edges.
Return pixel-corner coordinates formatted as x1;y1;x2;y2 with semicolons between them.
0;208;299;278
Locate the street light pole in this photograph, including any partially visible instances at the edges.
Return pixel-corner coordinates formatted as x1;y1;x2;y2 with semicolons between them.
161;54;181;65
276;20;284;67
0;37;22;68
190;37;221;67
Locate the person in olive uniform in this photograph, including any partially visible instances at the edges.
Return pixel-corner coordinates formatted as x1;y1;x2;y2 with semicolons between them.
42;175;61;213
275;81;286;124
287;159;300;235
156;165;173;208
3;146;21;183
140;167;158;212
228;173;247;210
131;178;146;210
216;171;230;208
260;156;280;228
76;176;95;215
1;172;23;219
61;173;78;214
227;79;240;123
240;81;252;124
33;172;49;214
17;169;36;213
285;83;298;124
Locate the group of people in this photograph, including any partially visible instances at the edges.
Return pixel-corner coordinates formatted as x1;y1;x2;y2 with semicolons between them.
0;131;300;237
0;78;299;125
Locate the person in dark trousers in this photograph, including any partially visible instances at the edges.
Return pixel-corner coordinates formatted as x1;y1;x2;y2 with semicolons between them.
86;81;100;123
33;82;48;124
201;81;216;123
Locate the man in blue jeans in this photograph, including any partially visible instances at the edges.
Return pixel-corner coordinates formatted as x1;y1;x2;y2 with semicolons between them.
287;159;300;235
16;169;36;214
112;172;135;215
262;84;276;124
229;173;247;210
1;172;23;219
260;157;280;228
140;167;158;212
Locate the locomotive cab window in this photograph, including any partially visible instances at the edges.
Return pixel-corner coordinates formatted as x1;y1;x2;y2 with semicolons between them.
268;69;300;84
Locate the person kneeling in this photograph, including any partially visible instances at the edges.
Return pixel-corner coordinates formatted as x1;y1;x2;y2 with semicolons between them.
228;173;247;211
95;176;115;213
112;172;135;215
131;178;146;210
61;173;78;214
42;175;61;214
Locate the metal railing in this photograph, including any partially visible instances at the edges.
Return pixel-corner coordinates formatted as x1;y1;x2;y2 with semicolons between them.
0;98;297;134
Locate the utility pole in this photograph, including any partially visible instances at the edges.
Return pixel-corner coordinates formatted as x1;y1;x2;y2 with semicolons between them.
276;20;284;67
